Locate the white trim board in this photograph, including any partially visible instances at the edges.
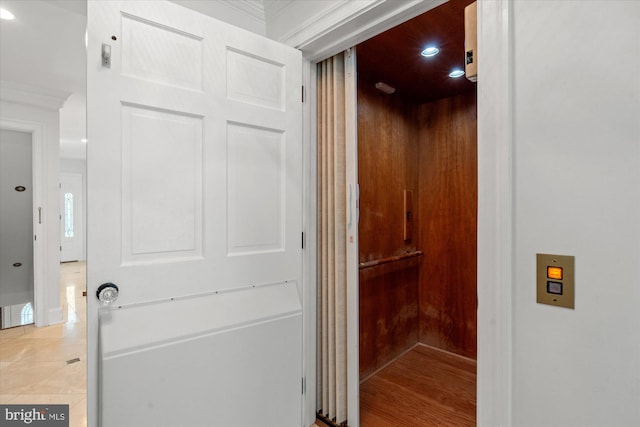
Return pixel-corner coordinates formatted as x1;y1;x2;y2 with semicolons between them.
273;0;446;62
476;1;513;425
301;56;317;427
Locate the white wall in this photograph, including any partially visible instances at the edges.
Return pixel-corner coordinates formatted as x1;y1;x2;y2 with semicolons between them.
1;100;63;326
60;158;86;175
512;2;640;426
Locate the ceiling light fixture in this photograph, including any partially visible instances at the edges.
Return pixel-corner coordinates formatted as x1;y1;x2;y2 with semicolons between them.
81;138;88;143
0;8;15;20
421;46;440;57
449;69;465;78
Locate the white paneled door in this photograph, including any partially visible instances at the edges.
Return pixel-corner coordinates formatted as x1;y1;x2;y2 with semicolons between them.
87;2;303;426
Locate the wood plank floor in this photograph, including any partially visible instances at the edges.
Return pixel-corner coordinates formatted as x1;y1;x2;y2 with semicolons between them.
360;344;476;427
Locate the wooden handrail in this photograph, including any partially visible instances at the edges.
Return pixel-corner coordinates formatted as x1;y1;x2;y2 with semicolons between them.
359;250;424;270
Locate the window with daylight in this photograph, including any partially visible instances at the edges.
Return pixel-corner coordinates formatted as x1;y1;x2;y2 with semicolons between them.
21;303;33;325
64;192;74;237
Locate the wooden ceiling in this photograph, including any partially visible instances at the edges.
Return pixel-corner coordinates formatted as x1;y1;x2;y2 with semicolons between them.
356;0;476;104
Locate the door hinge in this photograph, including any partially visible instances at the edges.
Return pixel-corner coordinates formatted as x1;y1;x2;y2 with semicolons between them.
302;377;306;394
60;246;62;252
301;85;305;103
301;232;305;249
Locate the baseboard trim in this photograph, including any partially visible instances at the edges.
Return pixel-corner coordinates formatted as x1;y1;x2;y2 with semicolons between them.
47;307;64;325
359;342;477;385
417;342;478;364
359;343;421;384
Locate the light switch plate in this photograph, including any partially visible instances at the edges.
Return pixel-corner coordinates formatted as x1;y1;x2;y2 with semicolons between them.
536;253;575;309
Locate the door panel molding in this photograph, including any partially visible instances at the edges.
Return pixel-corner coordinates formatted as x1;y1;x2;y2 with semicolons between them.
87;2;303;425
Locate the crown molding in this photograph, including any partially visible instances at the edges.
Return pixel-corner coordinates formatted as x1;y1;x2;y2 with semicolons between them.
0;81;71;111
223;0;265;22
273;0;445;61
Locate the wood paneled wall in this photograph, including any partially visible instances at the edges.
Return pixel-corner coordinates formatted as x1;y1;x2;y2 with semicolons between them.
357;78;419;262
357;75;477;376
359;262;420;380
357;77;420;379
417;91;477;359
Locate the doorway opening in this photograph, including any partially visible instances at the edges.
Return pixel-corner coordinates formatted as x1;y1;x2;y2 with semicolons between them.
0;129;35;329
355;0;477;424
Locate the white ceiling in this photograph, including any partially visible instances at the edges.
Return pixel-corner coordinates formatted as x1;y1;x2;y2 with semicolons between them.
0;0;269;160
0;0;87;159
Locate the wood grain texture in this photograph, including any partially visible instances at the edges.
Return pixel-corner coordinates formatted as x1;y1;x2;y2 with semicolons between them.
357;74;419;263
360;344;476;427
359;261;420;380
357;0;476;104
357;75;421;379
417;91;477;358
359;251;422;269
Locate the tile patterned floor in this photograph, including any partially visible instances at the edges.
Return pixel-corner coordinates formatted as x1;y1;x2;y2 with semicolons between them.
0;261;87;427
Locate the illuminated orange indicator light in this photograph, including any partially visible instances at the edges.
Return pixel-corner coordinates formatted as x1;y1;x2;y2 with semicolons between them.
547;266;563;280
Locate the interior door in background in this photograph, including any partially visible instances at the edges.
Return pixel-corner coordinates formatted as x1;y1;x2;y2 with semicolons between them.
60;172;84;262
87;1;303;426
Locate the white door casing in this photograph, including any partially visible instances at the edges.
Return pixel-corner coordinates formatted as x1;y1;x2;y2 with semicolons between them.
87;1;303;426
60;172;83;262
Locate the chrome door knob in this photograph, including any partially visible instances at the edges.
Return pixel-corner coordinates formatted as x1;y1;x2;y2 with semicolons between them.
97;283;119;305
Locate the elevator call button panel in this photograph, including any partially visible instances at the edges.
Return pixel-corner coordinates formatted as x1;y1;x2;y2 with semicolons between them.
537;253;574;309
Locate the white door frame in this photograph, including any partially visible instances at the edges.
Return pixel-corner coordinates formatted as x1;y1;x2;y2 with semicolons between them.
0;118;47;327
301;57;318;427
300;1;514;426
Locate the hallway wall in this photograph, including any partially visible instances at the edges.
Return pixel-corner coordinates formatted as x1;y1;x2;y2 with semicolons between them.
510;2;640;425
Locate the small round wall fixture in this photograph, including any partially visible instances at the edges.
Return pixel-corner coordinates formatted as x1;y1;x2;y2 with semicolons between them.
421;46;440;57
15;186;26;192
449;69;465;78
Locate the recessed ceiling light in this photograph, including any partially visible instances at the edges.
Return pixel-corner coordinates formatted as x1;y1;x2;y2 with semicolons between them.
449;69;465;78
0;8;15;20
421;47;440;57
81;138;88;143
